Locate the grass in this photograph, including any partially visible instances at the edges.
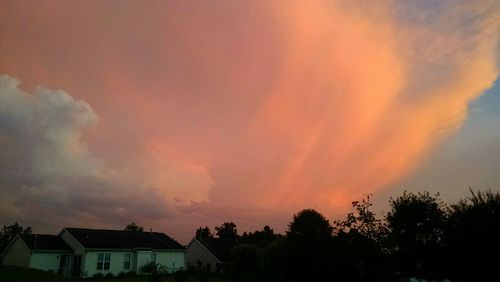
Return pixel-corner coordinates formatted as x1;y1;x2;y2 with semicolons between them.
0;265;237;282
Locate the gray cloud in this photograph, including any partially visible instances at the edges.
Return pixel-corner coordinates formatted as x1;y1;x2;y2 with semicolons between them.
0;75;173;232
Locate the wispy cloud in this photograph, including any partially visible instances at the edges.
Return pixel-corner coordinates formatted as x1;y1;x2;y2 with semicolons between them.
0;0;498;239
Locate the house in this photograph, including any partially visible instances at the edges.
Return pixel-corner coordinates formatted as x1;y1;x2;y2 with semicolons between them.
1;234;72;275
185;237;236;272
1;227;186;278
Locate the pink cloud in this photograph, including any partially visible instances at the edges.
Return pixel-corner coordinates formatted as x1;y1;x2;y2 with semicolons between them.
0;0;498;241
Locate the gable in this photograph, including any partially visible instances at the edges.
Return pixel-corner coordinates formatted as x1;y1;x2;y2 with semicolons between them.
2;236;31;267
186;238;222;264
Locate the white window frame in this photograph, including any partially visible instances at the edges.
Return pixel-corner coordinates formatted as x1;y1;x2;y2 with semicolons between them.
151;252;156;263
97;253;111;271
124;253;131;270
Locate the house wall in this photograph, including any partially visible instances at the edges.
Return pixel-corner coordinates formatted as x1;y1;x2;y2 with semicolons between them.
2;237;31;267
135;250;151;275
29;252;66;273
84;251;135;277
60;229;87;277
186;239;220;272
156;251;185;272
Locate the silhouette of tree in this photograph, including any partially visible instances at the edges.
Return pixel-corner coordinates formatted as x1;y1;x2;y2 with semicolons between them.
334;195;390;281
195;226;213;239
335;194;387;241
227;243;262;274
240;225;277;248
287;209;333;241
0;222;32;253
215;222;238;240
386;191;447;280
124;222;143;232
445;189;500;281
283;209;335;281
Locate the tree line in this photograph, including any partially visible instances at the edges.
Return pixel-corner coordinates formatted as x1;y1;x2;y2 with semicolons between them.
191;190;500;282
1;189;499;281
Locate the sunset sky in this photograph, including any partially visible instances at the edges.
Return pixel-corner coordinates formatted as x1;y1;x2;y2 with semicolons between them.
0;0;499;242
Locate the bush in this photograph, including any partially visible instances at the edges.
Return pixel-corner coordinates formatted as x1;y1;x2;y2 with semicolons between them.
125;270;137;277
104;272;114;278
141;261;158;274
92;273;104;278
117;271;126;277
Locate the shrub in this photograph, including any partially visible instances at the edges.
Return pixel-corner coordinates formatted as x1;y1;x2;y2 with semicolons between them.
92;273;104;278
125;270;137;277
141;261;158;274
104;272;114;278
117;271;126;277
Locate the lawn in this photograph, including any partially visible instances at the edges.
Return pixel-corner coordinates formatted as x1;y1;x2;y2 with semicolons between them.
0;266;237;282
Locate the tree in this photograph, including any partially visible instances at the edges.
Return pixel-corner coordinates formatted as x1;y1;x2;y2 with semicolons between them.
283;209;335;281
335;194;386;241
386;191;447;280
0;222;32;253
215;222;238;240
287;209;333;241
195;226;213;239
124;222;143;232
240;225;277;248
445;189;500;281
334;195;390;281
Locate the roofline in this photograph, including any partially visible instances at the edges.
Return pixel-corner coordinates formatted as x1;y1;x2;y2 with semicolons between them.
30;249;73;253
186;237;222;264
63;227;168;235
59;228;86;251
86;248;186;252
60;227;184;251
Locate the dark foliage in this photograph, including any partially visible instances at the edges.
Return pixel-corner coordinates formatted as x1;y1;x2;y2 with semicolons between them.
195;226;213;239
281;209;335;281
240;225;277;248
334;195;390;281
0;222;32;253
386;191;448;280
124;221;144;232
215;222;238;240
444;189;500;281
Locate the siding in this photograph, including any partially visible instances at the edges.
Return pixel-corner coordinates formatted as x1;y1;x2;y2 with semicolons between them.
84;251;139;277
186;239;220;272
83;250;186;277
2;237;31;267
156;251;185;272
29;253;63;273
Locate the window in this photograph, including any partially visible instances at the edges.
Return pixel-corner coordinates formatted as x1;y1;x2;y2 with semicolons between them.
97;253;111;271
151;252;156;263
124;253;131;270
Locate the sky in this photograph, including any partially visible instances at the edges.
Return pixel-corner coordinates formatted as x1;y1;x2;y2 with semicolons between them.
0;0;499;242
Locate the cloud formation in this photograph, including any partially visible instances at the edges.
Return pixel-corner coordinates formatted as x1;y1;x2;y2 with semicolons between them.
0;75;173;231
0;0;498;239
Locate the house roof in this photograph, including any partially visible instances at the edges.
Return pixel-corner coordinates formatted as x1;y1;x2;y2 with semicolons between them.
20;234;72;251
64;228;184;250
196;238;236;262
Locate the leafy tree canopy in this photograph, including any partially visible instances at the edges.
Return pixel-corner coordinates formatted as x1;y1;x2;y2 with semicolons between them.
215;222;238;240
287;209;333;242
124;222;144;232
195;226;213;239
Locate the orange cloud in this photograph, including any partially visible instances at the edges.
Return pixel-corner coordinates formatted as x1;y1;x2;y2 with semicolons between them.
0;0;498;238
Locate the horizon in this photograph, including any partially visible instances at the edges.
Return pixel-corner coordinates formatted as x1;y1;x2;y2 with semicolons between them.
1;0;499;243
